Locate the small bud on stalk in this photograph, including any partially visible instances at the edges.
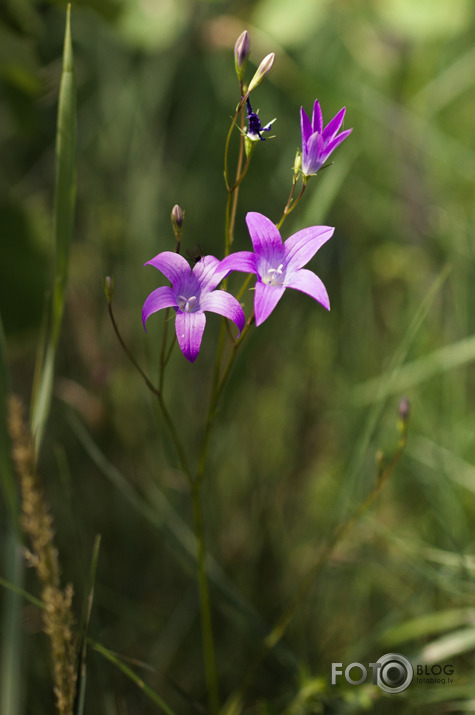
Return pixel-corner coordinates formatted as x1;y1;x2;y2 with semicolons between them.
293;149;302;179
171;204;184;252
234;30;250;81
247;52;275;93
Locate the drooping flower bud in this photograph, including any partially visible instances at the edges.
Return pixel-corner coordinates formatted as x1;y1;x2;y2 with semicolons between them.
247;52;275;93
171;204;184;251
234;30;250;81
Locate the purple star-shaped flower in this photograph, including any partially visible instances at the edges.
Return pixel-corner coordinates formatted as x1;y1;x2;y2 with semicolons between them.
143;252;245;362
246;98;274;141
300;100;352;177
220;212;334;326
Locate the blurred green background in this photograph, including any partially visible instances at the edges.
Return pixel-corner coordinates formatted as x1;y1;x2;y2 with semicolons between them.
2;0;475;712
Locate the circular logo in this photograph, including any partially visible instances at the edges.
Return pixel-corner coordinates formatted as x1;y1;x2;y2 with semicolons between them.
376;653;413;694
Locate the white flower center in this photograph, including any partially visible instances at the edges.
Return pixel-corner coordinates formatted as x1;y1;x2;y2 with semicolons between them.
261;264;284;286
177;294;198;312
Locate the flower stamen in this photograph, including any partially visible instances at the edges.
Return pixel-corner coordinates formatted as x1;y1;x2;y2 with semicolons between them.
177;295;198;312
262;264;284;286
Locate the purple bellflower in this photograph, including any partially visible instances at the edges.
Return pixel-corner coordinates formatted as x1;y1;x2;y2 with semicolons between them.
220;212;334;326
143;252;245;362
300;100;352;177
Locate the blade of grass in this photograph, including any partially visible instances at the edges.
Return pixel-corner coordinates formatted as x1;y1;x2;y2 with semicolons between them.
74;535;101;715
30;4;76;452
0;313;24;715
90;640;178;715
0;577;44;610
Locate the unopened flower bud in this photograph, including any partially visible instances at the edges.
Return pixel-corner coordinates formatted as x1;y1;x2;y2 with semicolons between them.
234;30;250;81
171;204;184;251
293;149;302;178
171;204;184;230
398;396;410;422
247;52;275;93
104;275;114;303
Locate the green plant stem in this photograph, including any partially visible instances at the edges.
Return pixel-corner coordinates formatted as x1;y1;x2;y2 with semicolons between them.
107;301;191;482
276;179;307;230
158;308;176;393
192;482;220;714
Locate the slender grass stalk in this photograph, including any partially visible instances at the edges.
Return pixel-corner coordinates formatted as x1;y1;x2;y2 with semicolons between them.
91;641;178;715
0;313;24;715
0;576;44;609
30;4;76;453
73;535;101;715
9;396;77;715
191;484;220;714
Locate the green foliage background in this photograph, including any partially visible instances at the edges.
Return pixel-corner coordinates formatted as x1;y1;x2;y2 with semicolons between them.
1;0;475;712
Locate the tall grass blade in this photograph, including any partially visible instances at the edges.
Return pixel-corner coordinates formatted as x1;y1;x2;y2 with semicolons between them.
74;535;101;715
91;640;178;715
30;4;76;452
0;313;24;715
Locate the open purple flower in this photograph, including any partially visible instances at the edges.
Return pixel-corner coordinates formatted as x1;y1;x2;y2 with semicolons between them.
143;252;245;362
220;212;334;326
300;100;352;177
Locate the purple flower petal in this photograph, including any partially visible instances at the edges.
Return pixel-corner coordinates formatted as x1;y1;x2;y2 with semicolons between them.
285;268;330;310
254;281;286;326
175;311;206;363
303;132;324;174
192;255;226;293
142;286;177;330
322;106;346;143
300;106;312;146
284;225;334;272
311;99;323;134
200;291;245;333
300;100;352;177
220;251;257;275
246;212;283;260
145;251;191;288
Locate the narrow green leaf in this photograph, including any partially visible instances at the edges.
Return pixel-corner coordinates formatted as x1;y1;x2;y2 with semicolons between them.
30;4;77;452
91;640;178;715
0;313;24;715
74;535;101;715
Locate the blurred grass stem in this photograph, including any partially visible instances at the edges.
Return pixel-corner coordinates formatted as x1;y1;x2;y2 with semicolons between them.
30;4;76;454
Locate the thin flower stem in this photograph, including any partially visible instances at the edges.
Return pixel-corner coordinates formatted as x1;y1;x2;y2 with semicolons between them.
227;97;246;250
158;308;170;393
276;179;307;230
158;310;176;394
192;482;220;715
107;302;192;482
224;96;246;192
